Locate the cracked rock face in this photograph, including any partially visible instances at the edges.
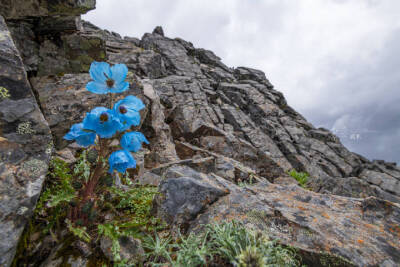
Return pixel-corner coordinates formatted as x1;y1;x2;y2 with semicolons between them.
1;1;400;265
0;15;52;267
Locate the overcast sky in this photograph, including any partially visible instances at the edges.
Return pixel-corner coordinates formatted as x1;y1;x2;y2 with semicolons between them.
83;0;400;164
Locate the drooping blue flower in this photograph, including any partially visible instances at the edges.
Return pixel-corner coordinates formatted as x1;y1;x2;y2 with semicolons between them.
82;107;122;138
113;95;145;131
63;123;96;147
108;150;136;174
86;61;129;94
120;132;149;152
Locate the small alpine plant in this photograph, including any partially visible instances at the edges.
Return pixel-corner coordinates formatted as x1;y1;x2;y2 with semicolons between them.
64;61;149;223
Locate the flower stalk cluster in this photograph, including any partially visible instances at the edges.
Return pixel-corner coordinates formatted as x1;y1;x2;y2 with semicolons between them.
63;61;148;223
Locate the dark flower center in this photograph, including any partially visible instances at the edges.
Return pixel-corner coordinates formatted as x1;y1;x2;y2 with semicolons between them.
119;105;128;114
106;78;115;88
100;112;109;123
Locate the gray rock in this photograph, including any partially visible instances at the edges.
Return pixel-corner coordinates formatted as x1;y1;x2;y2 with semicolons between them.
0;0;95;19
137;171;162;186
100;236;144;265
153;166;229;227
152;26;164;36
0;15;52;267
6;21;39;72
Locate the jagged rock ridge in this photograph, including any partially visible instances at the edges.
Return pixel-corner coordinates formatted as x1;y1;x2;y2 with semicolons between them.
0;1;399;266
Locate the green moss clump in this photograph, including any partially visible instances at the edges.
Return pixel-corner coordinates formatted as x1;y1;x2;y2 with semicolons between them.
288;169;310;189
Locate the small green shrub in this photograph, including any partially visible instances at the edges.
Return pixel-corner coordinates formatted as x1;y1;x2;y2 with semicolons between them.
173;231;210;266
206;221;300;267
142;232;173;265
66;219;91;243
143;221;302;267
288;169;309;189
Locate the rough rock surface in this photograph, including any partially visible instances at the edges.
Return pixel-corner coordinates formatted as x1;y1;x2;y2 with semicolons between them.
153;165;400;266
0;0;95;19
100;236;144;265
0;15;52;267
1;0;400;266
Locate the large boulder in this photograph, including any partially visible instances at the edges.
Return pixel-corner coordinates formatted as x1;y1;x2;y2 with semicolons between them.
0;15;52;267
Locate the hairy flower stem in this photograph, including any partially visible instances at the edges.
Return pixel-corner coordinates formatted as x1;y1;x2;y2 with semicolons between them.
71;138;109;224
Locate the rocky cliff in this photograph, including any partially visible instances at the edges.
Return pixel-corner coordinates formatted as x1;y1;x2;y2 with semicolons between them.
0;1;399;266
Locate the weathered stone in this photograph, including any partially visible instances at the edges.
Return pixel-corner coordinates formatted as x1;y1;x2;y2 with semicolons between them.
6;21;39;72
55;147;77;163
140;80;179;167
36;16;82;34
37;32;106;76
191;48;231;72
0;0;95;19
100;236;144;265
152;26;164;36
234;66;273;87
189;176;400;266
153;165;229;228
0;15;52;267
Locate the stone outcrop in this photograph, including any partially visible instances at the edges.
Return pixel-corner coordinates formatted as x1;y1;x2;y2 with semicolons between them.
0;15;52;267
1;0;400;266
153;165;400;267
0;0;95;19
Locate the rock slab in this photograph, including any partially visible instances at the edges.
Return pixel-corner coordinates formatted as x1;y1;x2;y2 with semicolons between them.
0;15;52;267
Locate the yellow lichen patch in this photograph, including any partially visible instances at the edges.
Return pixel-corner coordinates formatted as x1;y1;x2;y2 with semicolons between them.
0;86;11;99
17;122;36;135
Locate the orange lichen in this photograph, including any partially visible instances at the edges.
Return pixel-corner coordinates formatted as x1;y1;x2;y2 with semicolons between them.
321;212;330;219
357;239;364;244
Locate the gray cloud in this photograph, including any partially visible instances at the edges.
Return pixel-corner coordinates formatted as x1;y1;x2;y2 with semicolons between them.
83;0;400;163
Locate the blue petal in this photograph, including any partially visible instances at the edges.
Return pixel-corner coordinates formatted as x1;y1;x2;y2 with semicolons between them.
110;81;129;93
110;64;128;84
89;61;111;83
75;133;96;147
63;123;96;147
122;110;141;127
108;150;136;174
118;121;132;132
86;81;109;94
121;132;149;152
121;95;145;111
83;107;121;138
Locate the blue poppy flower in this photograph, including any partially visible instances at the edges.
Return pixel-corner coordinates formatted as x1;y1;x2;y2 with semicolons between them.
108;150;136;174
83;107;122;138
113;95;145;131
86;61;130;94
63;123;96;147
120;132;149;152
